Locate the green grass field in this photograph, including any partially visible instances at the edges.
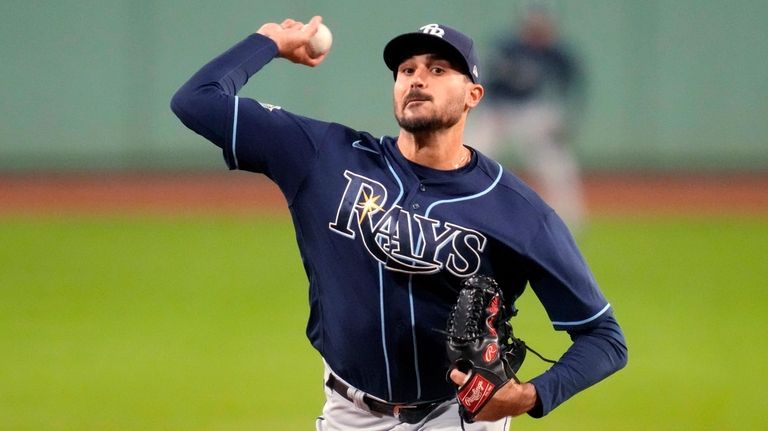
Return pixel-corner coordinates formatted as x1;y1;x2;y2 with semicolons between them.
1;214;767;430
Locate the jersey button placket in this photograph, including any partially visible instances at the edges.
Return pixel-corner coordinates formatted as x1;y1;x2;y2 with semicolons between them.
405;184;424;213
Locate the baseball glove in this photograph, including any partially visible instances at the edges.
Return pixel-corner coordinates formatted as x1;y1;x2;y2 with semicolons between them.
446;275;527;422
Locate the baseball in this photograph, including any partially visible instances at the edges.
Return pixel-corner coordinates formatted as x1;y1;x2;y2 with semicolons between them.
305;22;333;58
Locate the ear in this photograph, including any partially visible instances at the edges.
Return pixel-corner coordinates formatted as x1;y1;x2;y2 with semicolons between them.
466;84;484;109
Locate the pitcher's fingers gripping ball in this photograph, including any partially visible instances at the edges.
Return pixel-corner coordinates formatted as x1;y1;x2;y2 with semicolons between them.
302;21;333;58
446;275;528;422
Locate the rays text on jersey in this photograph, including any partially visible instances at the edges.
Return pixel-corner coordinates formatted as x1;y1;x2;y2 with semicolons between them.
329;170;486;276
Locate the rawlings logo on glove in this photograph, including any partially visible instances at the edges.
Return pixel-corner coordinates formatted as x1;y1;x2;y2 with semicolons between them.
446;275;527;422
458;373;495;413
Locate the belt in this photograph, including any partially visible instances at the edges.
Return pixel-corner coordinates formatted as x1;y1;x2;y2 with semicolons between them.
325;373;449;424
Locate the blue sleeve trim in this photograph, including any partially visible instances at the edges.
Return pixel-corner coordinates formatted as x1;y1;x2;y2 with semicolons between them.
551;303;611;327
230;96;240;169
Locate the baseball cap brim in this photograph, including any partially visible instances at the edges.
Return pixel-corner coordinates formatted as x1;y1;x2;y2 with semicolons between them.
383;33;475;82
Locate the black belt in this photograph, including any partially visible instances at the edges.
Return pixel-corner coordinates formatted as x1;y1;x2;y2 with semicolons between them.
325;374;449;424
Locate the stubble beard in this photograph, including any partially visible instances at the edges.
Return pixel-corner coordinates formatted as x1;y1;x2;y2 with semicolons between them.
395;96;465;134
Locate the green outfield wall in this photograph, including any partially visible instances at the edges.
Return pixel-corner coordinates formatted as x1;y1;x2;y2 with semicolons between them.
1;0;766;172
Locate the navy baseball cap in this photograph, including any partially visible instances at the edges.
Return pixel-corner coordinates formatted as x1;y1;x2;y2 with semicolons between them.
383;23;481;84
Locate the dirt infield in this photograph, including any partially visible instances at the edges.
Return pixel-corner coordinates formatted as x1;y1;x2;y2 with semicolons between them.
1;171;766;216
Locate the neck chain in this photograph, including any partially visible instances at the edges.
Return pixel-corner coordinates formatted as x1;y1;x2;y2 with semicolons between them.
453;147;472;169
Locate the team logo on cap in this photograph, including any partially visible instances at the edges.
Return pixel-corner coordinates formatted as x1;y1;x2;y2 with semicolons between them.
419;23;445;37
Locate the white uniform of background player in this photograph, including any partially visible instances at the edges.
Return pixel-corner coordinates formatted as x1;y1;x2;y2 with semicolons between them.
468;9;586;230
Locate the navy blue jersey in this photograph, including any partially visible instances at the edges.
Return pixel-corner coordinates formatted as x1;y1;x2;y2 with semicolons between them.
171;33;626;417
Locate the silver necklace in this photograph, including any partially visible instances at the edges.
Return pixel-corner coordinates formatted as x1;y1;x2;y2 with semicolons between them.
453;147;471;169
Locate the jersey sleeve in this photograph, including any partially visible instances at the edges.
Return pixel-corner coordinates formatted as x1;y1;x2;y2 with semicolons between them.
524;210;610;330
521;210;628;417
528;312;627;418
171;33;333;200
227;97;332;195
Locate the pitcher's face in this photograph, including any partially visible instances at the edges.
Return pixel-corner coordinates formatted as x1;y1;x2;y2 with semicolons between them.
393;54;476;133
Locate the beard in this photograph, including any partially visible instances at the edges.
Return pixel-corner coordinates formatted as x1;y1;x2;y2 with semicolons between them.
397;114;459;133
394;92;465;133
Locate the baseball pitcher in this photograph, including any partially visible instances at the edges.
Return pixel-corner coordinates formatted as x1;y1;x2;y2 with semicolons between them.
171;16;627;430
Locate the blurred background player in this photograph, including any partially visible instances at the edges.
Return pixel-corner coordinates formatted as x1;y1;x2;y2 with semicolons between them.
468;7;587;230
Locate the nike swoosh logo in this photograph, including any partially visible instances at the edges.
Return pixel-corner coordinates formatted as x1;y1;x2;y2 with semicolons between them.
352;140;380;155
